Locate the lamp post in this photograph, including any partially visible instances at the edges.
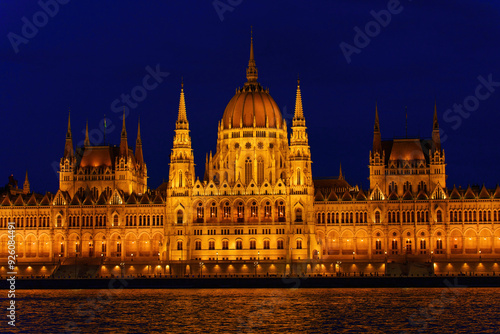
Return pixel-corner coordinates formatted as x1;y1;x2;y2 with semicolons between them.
479;250;482;261
254;261;259;276
199;262;204;277
258;251;260;261
353;251;355;261
100;253;104;277
290;247;293;276
431;250;434;263
216;251;218;263
131;253;134;262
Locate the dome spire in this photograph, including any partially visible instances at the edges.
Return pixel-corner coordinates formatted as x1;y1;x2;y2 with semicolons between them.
176;79;189;129
293;76;304;120
246;26;258;83
84;120;90;146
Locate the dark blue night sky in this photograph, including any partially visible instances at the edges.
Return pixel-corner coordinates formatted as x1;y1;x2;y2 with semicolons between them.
1;0;500;193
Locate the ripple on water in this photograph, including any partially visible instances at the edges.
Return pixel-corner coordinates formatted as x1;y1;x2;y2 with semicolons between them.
8;287;500;333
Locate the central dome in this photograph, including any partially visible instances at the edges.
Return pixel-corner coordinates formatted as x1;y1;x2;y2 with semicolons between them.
222;84;282;129
221;33;283;130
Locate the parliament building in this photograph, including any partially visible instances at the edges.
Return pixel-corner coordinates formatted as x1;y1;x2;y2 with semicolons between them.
1;36;500;277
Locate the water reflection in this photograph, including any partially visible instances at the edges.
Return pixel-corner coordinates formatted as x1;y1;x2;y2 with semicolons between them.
12;288;500;333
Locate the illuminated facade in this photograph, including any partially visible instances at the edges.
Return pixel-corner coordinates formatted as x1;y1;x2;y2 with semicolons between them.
1;36;500;274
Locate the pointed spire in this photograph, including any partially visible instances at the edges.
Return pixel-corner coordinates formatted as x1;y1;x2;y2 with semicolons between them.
246;27;258;83
176;80;188;126
373;103;382;154
433;100;439;131
135;118;144;165
136;117;142;145
432;101;441;152
339;163;343;180
66;112;72;139
121;109;127;138
64;112;74;158
84;120;90;146
23;170;30;194
120;110;128;156
293;77;304;120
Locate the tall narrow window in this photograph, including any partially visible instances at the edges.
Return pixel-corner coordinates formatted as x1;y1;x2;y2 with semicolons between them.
257;157;264;185
177;210;183;224
245;157;252;184
296;239;302;249
178;170;183;187
297;168;301;185
264;240;270;249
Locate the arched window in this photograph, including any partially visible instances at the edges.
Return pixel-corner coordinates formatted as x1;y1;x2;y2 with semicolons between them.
250;240;256;249
295;208;303;222
297;168;301;185
375;211;381;224
257;157;264;185
195;240;201;250
296;239;302;249
209;240;215;250
264;240;270;249
177;241;183;250
237;202;244;222
56;216;62;227
177;210;183;224
436;210;442;223
250;202;258;218
264;202;272;219
236;239;242;250
178;170;183;187
245;157;252;184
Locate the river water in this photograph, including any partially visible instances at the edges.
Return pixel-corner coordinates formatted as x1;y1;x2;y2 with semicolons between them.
6;287;500;333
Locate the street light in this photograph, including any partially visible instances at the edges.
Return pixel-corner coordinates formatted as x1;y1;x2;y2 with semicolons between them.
199;262;204;277
479;250;482;260
353;251;355;261
216;251;218;263
258;251;260;261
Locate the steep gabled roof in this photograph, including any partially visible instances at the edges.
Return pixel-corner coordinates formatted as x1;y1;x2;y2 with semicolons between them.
449;185;461;199
82;193;95;205
355;189;367;201
464;185;476;199
402;189;413;200
416;189;428;200
388;190;399;201
126;193;137;204
341;190;352;201
1;194;12;206
314;190;324;202
97;192;108;205
493;185;500;199
13;194;25;206
153;192;164;204
26;193;38;206
327;190;338;201
139;193;150;204
39;193;51;206
478;185;490;199
70;193;82;205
